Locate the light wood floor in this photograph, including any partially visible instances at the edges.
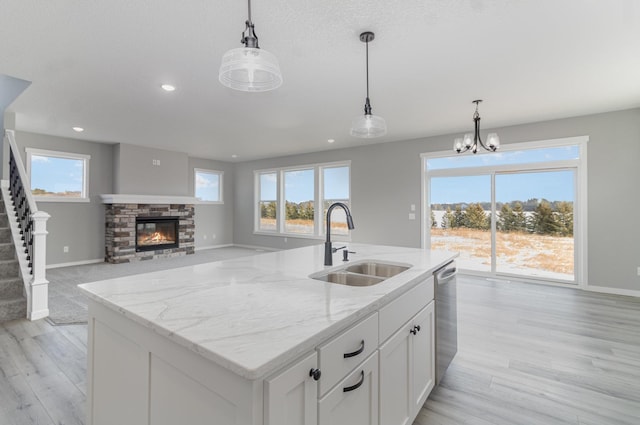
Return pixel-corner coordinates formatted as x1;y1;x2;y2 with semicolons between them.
1;277;639;424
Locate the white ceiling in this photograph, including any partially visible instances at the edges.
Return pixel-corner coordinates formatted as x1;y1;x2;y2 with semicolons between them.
1;0;639;162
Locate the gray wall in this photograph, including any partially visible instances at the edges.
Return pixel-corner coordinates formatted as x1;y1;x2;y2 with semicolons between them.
14;131;114;265
189;157;234;249
115;143;189;196
234;108;640;292
11;132;236;265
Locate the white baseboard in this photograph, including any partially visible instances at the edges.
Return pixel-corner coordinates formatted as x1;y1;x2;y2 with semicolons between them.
232;244;280;252
47;258;104;269
584;285;640;298
195;243;233;251
29;308;50;321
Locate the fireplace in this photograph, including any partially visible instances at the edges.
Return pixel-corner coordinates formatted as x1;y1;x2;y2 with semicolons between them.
103;197;195;263
135;217;179;252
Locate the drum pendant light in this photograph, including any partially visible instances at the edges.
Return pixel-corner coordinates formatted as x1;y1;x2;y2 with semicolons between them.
350;31;387;138
219;0;282;92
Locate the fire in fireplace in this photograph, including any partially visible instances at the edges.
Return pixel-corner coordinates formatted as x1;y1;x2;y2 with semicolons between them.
135;217;179;252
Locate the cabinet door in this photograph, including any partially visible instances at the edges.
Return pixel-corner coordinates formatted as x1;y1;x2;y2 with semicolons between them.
411;302;435;417
318;352;378;425
265;351;318;425
379;320;413;425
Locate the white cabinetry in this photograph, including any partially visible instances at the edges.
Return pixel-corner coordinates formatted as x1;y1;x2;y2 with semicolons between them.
317;313;378;396
410;303;435;414
379;278;435;425
87;273;438;425
318;352;378;425
265;352;319;425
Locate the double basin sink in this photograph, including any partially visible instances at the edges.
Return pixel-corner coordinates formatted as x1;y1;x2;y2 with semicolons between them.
310;261;411;287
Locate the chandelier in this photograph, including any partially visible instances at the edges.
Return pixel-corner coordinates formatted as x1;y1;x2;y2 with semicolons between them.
453;100;499;154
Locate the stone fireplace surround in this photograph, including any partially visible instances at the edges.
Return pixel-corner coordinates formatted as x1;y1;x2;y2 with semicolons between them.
101;194;197;264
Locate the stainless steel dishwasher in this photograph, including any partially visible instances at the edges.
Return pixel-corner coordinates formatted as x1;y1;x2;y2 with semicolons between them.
434;260;458;385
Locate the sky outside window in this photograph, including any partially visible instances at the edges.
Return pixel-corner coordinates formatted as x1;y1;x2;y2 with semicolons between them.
31;155;84;196
323;166;349;200
195;171;221;202
426;145;579;171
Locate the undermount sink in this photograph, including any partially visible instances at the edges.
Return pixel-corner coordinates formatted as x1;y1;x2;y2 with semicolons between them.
313;271;385;287
344;262;410;278
310;260;412;287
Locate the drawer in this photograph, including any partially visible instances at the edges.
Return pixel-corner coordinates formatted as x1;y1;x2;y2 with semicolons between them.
379;276;434;343
317;312;378;397
318;351;378;425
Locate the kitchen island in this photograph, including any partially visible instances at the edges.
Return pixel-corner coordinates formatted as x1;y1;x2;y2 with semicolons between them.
79;243;457;425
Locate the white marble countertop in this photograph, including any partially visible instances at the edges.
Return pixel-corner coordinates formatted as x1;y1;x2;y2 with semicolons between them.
78;244;456;380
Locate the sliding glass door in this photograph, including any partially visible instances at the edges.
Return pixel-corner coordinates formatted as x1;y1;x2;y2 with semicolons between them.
430;175;491;273
495;170;575;281
424;139;585;285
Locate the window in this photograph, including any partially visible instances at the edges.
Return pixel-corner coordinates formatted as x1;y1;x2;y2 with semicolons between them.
322;165;350;236
284;168;315;234
423;136;587;286
255;161;351;239
26;148;90;202
258;172;278;232
194;169;223;203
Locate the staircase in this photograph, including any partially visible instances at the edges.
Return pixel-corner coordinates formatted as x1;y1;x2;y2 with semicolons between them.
0;192;26;322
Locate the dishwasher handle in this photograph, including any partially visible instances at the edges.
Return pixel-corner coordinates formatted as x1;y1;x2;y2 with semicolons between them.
436;266;457;283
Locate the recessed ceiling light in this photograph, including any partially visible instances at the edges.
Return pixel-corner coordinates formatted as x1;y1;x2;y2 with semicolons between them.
72;127;84;132
161;84;176;92
328;139;335;144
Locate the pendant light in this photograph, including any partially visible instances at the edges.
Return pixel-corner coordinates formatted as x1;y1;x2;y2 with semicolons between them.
350;31;387;138
453;100;500;154
219;0;282;92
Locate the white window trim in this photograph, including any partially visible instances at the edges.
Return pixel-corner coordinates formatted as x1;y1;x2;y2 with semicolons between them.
254;160;352;240
421;135;588;288
194;168;224;204
25;148;91;203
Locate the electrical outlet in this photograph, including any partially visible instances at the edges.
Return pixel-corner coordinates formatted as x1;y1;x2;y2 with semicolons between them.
212;234;216;239
63;246;69;253
408;213;416;220
637;267;640;276
283;237;288;243
410;204;416;211
203;235;207;240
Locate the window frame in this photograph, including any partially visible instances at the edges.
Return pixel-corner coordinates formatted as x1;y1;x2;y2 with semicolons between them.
25;148;91;203
194;168;224;204
254;160;351;240
421;135;588;288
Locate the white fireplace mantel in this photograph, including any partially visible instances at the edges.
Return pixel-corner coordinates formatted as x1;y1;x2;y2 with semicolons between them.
100;194;199;204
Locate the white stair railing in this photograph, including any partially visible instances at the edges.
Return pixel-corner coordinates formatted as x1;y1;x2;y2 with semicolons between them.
3;129;50;320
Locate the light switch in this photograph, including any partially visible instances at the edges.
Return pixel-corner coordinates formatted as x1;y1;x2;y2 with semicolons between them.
410;204;416;211
409;213;416;220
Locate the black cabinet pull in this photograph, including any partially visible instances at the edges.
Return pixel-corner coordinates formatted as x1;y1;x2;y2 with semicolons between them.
414;325;421;332
309;368;321;381
343;371;365;392
410;325;421;335
343;340;365;358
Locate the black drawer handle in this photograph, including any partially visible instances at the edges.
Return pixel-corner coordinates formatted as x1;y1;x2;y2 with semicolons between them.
343;340;365;358
309;368;321;381
343;371;365;393
410;325;421;335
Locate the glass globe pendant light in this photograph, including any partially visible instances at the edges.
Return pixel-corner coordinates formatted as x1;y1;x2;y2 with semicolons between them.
219;0;282;92
453;100;500;154
350;31;387;138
